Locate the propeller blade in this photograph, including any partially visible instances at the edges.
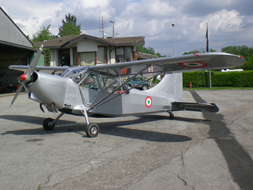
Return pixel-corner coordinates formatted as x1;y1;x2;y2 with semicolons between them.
9;45;43;108
25;45;43;82
9;82;25;108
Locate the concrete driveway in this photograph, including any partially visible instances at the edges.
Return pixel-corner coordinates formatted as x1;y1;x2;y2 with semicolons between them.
0;90;252;190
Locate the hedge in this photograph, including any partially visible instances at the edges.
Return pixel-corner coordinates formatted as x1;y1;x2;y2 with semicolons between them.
183;71;253;88
43;48;51;66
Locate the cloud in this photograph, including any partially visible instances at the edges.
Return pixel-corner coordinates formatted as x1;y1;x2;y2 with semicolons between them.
1;0;252;56
4;0;64;37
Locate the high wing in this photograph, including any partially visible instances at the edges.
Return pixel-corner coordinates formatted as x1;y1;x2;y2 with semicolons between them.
88;52;245;76
8;65;68;75
9;53;244;77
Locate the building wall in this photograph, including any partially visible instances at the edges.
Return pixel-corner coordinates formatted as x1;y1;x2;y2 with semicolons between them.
49;39;138;66
0;9;32;47
109;47;116;64
29;52;45;66
50;49;58;66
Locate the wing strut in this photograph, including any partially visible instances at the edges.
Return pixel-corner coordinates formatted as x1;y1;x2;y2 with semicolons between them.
87;65;151;111
88;71;163;111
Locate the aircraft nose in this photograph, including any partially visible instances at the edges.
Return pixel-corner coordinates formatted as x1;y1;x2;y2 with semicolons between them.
29;72;67;108
20;74;26;81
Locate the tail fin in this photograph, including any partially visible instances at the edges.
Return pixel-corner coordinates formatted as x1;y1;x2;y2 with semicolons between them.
148;73;183;101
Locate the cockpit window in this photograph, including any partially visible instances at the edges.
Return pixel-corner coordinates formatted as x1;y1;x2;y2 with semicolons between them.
61;67;88;78
61;67;89;84
61;67;128;93
79;73;99;90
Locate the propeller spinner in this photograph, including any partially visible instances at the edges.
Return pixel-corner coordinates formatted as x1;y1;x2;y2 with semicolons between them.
9;45;43;108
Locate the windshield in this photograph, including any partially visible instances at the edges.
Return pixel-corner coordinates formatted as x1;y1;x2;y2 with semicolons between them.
61;67;89;84
61;67;88;78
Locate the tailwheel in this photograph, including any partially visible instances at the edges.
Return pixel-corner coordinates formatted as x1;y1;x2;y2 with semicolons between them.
43;118;55;131
86;124;99;137
168;111;174;120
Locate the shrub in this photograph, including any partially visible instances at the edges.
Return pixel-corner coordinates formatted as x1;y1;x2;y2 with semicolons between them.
43;48;51;66
183;71;209;88
183;71;253;87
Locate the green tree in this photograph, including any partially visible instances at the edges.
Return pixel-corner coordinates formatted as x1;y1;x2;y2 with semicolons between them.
32;25;56;43
183;48;216;55
137;45;163;58
59;13;82;37
183;50;201;55
222;45;253;70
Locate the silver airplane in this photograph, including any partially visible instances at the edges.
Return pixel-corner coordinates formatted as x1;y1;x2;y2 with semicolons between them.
9;46;245;137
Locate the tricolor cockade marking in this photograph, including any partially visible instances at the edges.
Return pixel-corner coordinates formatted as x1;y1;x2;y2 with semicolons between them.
145;96;152;108
147;66;154;72
178;61;207;68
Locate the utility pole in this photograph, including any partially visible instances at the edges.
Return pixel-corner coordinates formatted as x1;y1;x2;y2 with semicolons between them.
99;7;105;38
206;23;212;89
102;17;104;38
99;6;101;33
172;23;175;56
110;20;115;38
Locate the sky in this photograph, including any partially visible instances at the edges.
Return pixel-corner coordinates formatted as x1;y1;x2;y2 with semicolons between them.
1;0;253;56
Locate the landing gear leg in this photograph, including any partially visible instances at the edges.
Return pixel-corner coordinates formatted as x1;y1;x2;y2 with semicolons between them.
167;111;174;120
81;110;99;137
43;112;64;131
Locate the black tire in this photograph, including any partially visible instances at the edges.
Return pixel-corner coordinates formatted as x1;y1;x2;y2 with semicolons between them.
43;118;55;131
169;112;174;120
142;84;148;90
86;124;99;137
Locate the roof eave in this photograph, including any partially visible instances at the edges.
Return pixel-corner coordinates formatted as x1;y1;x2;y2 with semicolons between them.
61;34;115;48
0;7;33;47
115;40;145;47
0;40;38;52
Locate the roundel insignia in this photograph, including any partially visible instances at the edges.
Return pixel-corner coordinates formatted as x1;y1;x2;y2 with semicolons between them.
178;61;207;68
145;96;152;108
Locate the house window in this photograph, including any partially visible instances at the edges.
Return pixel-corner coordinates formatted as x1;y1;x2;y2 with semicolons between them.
116;47;133;63
97;47;107;64
79;52;96;66
116;47;124;62
125;47;133;62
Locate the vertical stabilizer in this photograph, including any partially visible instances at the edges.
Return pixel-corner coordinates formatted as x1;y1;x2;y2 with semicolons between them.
148;73;183;102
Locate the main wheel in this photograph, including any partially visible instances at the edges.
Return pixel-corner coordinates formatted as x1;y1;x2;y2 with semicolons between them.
86;124;99;137
142;84;148;90
43;118;55;131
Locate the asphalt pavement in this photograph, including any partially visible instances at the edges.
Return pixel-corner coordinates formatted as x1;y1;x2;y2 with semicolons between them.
0;90;252;190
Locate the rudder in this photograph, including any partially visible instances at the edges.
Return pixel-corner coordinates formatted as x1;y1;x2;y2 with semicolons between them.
148;73;183;102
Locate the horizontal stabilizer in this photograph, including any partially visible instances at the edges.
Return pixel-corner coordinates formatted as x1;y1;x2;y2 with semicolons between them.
172;102;219;112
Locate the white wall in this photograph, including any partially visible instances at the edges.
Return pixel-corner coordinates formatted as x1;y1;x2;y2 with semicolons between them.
50;49;58;66
0;9;32;47
109;49;116;64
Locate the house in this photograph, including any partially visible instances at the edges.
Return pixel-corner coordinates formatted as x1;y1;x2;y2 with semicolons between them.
34;34;145;67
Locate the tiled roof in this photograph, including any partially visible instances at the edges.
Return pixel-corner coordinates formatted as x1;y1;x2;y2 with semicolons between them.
103;36;145;45
34;35;145;49
34;35;78;49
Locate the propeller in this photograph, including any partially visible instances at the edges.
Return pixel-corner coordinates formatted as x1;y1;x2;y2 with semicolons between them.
9;45;43;108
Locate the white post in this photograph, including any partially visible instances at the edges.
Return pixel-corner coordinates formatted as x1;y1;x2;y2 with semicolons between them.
70;48;73;66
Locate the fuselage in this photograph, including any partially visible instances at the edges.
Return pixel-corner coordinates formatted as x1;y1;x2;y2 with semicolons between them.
27;70;174;117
